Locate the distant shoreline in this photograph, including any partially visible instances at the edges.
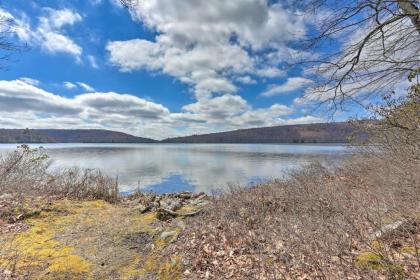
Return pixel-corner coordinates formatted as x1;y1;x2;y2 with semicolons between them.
0;122;357;144
0;142;348;145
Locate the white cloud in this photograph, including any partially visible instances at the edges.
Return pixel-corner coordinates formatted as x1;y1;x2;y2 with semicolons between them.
0;80;81;116
64;81;96;92
0;79;172;138
87;55;99;68
109;0;124;8
261;77;313;97
255;67;285;78
76;82;95;92
19;77;40;86
236;76;256;85
0;79;324;139
107;0;307;98
75;92;170;119
44;8;82;29
182;95;249;120
4;8;83;59
64;82;77;89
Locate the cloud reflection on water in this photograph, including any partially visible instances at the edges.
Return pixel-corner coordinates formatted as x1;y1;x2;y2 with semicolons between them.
0;144;349;193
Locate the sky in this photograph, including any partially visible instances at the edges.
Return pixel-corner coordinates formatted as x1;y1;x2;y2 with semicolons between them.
0;0;351;140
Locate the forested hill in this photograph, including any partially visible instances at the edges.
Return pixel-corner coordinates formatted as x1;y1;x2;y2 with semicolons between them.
163;122;356;144
0;123;356;144
0;129;156;143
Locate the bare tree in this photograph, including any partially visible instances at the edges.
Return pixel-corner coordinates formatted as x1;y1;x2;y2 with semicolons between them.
0;11;24;69
296;0;420;110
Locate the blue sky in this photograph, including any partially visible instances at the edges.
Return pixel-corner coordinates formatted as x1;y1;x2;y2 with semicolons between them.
0;0;351;139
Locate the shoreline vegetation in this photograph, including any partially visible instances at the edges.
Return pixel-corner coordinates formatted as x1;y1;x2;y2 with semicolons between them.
0;100;419;279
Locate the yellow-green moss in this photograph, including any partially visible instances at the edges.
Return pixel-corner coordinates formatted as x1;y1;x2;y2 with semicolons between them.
0;207;92;278
0;199;185;279
119;256;143;280
158;256;183;280
401;246;416;254
356;251;383;270
356;250;406;278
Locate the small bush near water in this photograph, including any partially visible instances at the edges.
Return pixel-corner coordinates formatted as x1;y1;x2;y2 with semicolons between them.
0;145;119;204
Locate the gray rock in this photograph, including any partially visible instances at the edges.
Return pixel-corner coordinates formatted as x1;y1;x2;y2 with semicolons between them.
156;208;178;221
371;218;415;240
177;192;193;199
128;198;141;207
160;198;182;211
0;194;13;200
160;231;178;241
134;203;151;214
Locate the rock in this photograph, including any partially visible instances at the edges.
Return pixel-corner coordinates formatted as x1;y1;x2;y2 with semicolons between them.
193;192;206;199
160;198;182;212
160;231;178;241
134;203;151;214
372;218;416;240
151;201;160;210
0;193;13;200
177;192;193;199
190;197;209;207
127;198;141;207
156;208;202;221
156;208;178;221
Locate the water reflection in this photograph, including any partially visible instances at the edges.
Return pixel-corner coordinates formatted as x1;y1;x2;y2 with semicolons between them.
0;144;350;193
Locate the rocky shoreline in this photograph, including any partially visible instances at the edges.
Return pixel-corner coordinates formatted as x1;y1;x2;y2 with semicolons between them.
0;191;210;234
123;191;209;214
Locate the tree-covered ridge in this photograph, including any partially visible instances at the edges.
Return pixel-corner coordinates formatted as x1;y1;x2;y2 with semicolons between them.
0;122;357;144
163;122;356;144
0;129;156;143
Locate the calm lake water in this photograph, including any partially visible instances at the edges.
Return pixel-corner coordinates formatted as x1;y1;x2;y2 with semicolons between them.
0;143;350;194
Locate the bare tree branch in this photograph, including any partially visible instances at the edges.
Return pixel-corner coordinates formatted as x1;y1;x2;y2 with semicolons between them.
296;0;420;111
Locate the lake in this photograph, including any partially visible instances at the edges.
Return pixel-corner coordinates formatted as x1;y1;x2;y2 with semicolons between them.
0;143;350;194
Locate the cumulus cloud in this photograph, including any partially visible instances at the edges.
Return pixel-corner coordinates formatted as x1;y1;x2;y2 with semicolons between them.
0;80;81;116
75;92;170;119
0;79;171;137
236;76;256;85
261;77;313;97
0;79;323;139
3;7;83;59
107;0;307;98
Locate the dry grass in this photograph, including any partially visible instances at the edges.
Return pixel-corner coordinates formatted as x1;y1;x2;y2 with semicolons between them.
177;155;419;279
0;145;119;204
176;89;420;279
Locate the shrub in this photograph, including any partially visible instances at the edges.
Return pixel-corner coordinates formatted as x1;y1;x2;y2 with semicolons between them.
0;145;119;203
